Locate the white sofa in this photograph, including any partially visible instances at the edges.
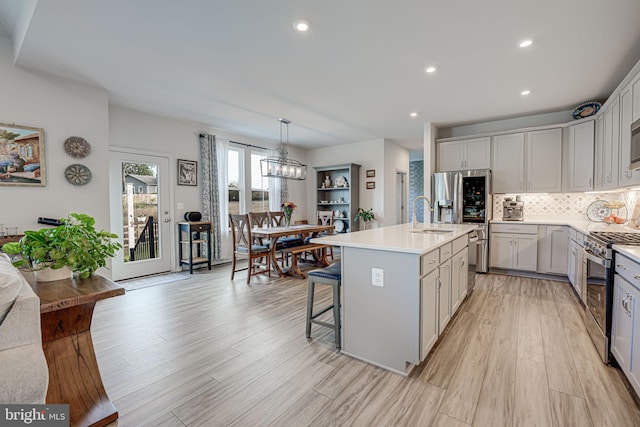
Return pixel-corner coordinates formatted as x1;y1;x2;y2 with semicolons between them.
0;253;48;403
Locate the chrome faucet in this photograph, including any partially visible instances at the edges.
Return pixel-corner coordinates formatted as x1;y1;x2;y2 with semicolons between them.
412;195;433;229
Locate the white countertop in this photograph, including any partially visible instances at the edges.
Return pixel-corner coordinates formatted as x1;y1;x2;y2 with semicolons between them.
613;245;640;263
311;223;477;255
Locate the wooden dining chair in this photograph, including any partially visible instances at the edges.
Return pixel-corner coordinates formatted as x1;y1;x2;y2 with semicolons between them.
229;214;271;284
317;211;335;260
248;211;270;245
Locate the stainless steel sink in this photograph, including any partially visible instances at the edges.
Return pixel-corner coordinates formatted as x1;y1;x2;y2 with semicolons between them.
408;229;453;234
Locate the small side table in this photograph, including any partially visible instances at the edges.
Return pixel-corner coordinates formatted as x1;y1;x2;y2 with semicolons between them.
178;221;212;273
26;274;125;427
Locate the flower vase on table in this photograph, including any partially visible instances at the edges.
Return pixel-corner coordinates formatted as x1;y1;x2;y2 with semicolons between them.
281;201;297;227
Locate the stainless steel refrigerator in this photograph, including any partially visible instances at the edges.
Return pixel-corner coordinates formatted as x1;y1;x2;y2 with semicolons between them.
431;169;492;273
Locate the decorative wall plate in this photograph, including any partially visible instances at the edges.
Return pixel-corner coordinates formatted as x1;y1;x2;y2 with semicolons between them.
334;219;345;232
335;175;348;187
586;200;611;222
65;164;92;186
64;136;91;158
572;101;601;120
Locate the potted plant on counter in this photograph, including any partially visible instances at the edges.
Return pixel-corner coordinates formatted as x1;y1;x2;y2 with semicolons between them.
354;208;375;230
1;213;122;281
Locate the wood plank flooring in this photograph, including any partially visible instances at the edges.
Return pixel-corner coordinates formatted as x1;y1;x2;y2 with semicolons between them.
94;265;640;426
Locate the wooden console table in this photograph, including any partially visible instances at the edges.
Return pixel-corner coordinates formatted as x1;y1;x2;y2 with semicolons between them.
26;273;125;427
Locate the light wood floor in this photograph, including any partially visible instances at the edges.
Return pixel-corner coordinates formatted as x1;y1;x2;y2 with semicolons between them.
96;264;640;426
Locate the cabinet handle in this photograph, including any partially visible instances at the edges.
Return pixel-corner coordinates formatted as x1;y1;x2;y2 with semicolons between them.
437;277;441;290
634;275;640;281
588;177;592;187
444;264;450;270
617;263;627;270
623;294;632;317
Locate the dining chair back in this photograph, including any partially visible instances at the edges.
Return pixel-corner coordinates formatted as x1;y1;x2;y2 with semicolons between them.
229;213;271;284
268;211;286;227
316;211;335;260
249;212;270;229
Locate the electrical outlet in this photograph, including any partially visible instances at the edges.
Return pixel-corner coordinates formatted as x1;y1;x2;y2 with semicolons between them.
372;268;384;287
177;202;184;209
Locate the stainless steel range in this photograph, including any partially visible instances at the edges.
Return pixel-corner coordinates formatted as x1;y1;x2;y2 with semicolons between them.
584;231;640;363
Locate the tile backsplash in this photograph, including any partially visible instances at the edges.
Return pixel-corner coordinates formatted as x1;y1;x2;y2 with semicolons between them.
492;191;640;221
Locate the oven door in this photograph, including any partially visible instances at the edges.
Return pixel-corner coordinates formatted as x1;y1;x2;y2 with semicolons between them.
583;249;610;362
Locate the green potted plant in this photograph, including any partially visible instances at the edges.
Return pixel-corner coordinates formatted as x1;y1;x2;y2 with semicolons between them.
1;213;122;281
354;208;375;230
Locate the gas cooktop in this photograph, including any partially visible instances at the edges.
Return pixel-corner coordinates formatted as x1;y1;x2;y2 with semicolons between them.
589;231;640;245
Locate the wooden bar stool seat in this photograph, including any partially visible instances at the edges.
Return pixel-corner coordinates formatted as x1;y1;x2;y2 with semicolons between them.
306;261;342;349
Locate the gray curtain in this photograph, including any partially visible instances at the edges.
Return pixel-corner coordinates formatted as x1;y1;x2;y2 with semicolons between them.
200;133;222;260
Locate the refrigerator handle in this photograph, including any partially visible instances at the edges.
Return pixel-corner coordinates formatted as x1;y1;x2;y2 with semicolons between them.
454;172;462;223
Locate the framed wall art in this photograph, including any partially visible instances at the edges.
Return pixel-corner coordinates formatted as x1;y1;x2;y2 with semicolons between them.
177;159;198;186
366;181;375;189
366;169;376;178
0;122;46;186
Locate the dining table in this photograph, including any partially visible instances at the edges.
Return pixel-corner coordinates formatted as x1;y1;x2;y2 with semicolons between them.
251;223;334;278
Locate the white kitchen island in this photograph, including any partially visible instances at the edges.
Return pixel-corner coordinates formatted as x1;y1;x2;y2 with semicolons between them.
312;222;477;375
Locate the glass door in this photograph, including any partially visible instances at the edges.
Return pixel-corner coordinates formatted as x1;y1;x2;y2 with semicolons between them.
461;175;487;223
109;150;172;280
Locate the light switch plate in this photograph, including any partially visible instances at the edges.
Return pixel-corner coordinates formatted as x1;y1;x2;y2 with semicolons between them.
372;268;384;287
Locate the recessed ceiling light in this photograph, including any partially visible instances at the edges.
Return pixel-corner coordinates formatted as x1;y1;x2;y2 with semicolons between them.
521;90;531;96
293;19;311;32
410;112;420;117
519;39;533;48
425;66;437;73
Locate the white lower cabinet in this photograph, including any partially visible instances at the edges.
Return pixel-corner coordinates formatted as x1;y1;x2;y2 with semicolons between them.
420;236;469;361
538;226;568;275
611;253;640;396
490;224;538;272
420;268;439;360
438;258;452;333
451;248;469;313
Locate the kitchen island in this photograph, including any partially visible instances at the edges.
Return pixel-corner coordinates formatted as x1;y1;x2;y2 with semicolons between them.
312;222;477;375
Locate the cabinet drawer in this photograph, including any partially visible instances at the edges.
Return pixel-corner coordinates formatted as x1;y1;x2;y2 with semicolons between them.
492;223;538;235
191;224;211;232
452;235;468;255
421;249;440;275
615;253;640;290
440;243;453;260
568;228;577;240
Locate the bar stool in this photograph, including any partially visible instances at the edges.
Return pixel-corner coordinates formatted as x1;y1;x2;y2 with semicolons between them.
306;261;342;349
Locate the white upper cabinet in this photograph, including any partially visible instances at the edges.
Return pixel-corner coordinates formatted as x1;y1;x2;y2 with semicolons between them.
603;97;621;190
594;115;605;190
633;74;640;123
492;133;525;193
620;83;640;186
437;137;490;171
527;128;562;193
568;120;595;192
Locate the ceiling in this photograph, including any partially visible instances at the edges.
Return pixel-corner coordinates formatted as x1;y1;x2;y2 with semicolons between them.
2;0;640;150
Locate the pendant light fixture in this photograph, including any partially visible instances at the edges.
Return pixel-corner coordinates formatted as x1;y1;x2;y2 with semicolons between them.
260;118;307;180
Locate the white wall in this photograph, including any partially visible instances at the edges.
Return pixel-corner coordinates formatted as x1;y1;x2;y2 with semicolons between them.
0;36;111;234
383;140;410;225
307;139;410;227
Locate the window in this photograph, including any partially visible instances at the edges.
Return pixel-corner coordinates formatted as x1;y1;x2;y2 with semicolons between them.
27;145;33;159
228;147;243;214
226;144;268;215
251;152;269;212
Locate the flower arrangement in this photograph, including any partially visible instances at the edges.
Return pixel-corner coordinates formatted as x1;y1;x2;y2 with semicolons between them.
281;201;297;226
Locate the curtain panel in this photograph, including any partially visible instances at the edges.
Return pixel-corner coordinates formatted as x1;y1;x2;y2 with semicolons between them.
200;133;223;260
